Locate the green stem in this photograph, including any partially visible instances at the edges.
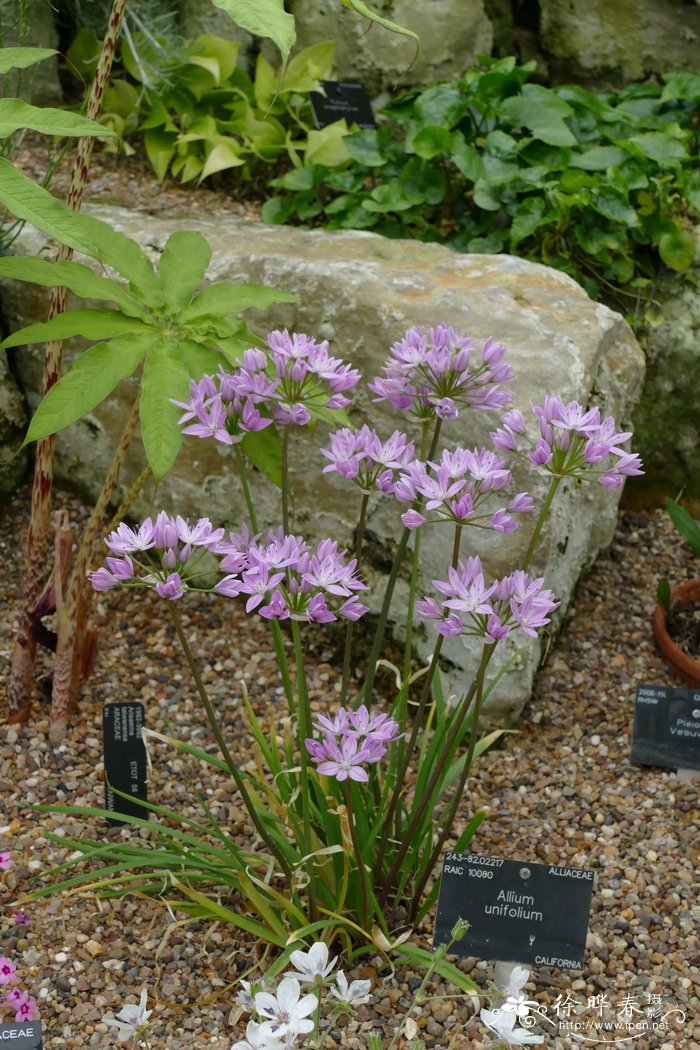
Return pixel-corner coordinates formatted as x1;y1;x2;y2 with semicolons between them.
377;523;463;868
167;605;292;881
235;443;295;715
522;475;562;570
291;619;318;923
408;644;494;918
346;780;369;932
312;988;323;1050
282;426;290;534
378;644;495;909
341;492;370;704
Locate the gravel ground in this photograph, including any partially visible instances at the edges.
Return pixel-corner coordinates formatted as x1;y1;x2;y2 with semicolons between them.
1;485;699;1050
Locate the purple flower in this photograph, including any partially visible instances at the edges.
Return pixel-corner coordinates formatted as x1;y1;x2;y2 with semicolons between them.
155;573;186;601
393;445;532;532
418;557;559;642
306;704;401;782
369;324;514;421
12;913;30;926
0;852;11;871
491;398;644;488
321;426;415;494
0;958;16;985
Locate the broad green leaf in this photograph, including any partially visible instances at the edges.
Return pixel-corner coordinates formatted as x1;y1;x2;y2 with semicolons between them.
450;132;483;181
253;53;279;112
412;125;452;159
139;343;190;480
180;283;295;321
281;40;336;93
0;47;57;74
499;86;576;146
192;34;240;82
209;0;296;62
628;132;687;163
414;83;465;129
178;338;228;379
0;256;141;313
159;232;212;313
658;227;696;272
339;0;420;47
2;308;148;349
304;122;350;167
241;425;282;485
0;162;161;301
591;190;639;227
510;196;551;247
569;145;627;170
0;99;115;139
23;335;150;444
199;140;245;182
345;129;384;167
144;127;177;181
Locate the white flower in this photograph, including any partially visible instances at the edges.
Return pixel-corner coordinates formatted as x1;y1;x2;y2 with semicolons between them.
285;941;337;983
331;970;372;1007
231;1019;286;1050
495;963;532;1019
254;977;316;1040
481;1007;544;1047
236;979;260;1010
102;988;152;1043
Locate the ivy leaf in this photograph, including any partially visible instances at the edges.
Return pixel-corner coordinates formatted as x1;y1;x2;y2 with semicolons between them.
412;125;452;159
209;0;296;63
159;231;212;313
591;191;640;227
23;335;150;445
499;86;576;146
510;197;552;247
658;227;696;272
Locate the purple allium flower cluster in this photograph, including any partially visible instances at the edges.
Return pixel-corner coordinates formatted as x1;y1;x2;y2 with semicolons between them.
394;446;534;532
320;425;415;494
215;534;368;623
174;332;360;444
90;513;225;601
417;557;559;642
491;398;644;490
305;705;402;782
368;324;514;420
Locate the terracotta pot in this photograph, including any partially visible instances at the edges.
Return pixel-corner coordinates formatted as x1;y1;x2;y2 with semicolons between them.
652;579;700;688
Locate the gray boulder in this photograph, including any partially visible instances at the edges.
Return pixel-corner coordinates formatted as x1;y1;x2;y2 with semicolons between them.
2;208;645;720
1;0;62;104
0;351;28;500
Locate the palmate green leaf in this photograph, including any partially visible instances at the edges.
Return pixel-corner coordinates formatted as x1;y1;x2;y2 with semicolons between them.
0;98;115;139
139;342;190;480
209;0;296;63
23;334;151;445
180;282;296;321
0;256;141;313
0;46;56;73
241;426;282;485
158;231;212;313
2;308;149;349
0;162;161;301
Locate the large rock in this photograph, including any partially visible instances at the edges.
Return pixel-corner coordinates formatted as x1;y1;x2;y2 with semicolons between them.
179;0;254;68
276;0;492;93
2;0;62;104
2;209;645;721
540;0;700;85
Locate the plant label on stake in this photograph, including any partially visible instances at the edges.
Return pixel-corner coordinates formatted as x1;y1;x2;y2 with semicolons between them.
103;702;148;827
310;80;376;129
434;853;594;969
631;684;700;772
0;1022;43;1048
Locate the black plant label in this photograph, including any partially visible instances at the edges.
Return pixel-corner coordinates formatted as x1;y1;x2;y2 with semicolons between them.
631;684;700;770
434;854;594;969
0;1021;43;1048
310;80;376;130
103;702;148;826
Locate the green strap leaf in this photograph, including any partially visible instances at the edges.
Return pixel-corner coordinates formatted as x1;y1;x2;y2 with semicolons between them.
209;0;296;62
0;47;57;74
0;255;141;313
0;98;116;139
139;342;190;481
159;231;212;314
23;334;150;445
339;0;420;45
2;308;150;349
180;282;296;322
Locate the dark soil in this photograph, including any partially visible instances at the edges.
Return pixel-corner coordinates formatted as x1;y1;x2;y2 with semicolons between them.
668;598;700;659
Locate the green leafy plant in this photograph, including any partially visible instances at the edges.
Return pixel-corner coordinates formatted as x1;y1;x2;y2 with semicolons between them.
264;56;700;309
657;496;700;610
